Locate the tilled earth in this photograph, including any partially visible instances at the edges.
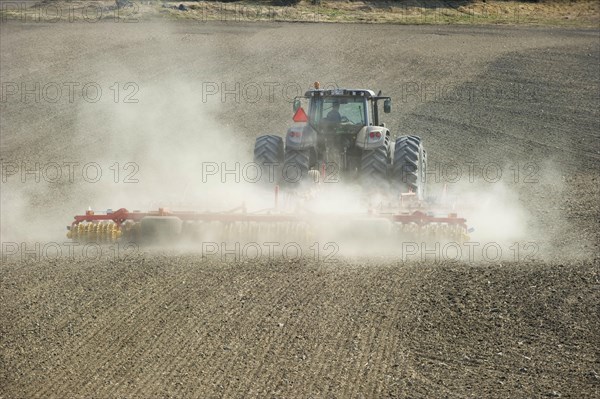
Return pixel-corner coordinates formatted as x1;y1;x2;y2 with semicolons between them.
1;257;599;398
1;20;599;398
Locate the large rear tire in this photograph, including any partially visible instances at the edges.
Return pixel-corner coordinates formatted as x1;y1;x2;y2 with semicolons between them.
360;146;389;190
283;149;311;185
392;135;427;200
253;135;284;185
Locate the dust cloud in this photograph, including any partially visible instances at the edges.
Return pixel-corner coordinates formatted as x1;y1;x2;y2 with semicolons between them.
0;22;579;263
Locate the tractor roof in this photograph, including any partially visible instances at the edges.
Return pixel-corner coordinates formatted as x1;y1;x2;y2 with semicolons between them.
304;88;377;98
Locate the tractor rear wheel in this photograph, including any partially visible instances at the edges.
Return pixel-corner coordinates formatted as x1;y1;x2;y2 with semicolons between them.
253;135;284;185
283;149;311;185
360;146;389;190
392;135;427;199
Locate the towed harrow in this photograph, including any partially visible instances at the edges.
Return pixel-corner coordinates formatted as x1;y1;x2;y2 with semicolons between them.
67;192;469;246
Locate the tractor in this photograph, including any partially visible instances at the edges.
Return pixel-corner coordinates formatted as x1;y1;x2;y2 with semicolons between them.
253;83;427;199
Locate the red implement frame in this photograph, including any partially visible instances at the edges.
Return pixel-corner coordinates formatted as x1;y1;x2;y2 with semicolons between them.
69;207;467;230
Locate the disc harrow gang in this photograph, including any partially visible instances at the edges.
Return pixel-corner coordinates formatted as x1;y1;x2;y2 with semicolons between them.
67;206;469;245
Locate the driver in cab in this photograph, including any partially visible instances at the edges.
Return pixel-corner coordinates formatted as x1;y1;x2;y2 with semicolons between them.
325;102;342;123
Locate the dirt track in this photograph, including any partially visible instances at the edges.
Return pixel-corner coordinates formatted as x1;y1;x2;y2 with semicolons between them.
1;20;599;398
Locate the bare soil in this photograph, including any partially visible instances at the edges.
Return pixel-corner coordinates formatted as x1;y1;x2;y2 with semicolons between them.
1;257;599;398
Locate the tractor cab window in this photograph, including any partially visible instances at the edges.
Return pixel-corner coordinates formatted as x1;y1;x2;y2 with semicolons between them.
312;97;367;127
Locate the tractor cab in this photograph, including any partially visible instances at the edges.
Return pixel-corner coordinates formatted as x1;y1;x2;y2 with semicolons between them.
312;95;367;137
293;86;391;137
286;85;393;180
